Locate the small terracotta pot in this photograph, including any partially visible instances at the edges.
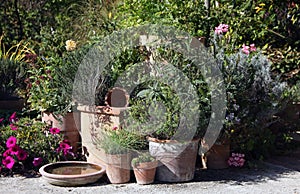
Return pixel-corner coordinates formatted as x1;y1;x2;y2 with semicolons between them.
132;160;158;185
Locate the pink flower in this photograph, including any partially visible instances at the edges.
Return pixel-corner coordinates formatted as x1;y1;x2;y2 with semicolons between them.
17;149;28;161
228;152;245;167
49;127;60;134
214;24;229;34
57;142;72;156
250;44;257;52
242;44;250;54
9;112;18;123
9;124;18;130
9;146;20;155
6;136;17;148
0;118;4;123
32;157;43;167
2;156;15;169
112;126;118;130
3;149;12;157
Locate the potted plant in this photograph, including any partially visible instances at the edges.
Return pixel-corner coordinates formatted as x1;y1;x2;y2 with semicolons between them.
96;125;146;184
0;37;33;110
131;152;157;185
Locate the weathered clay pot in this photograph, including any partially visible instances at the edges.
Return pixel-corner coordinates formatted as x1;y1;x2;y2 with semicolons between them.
105;153;131;184
148;138;199;182
205;143;230;169
132;160;158;185
41;112;80;152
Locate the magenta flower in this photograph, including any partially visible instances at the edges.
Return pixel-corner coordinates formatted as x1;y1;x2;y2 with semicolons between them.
17;149;28;161
9;145;20;155
112;126;118;130
3;149;12;157
2;156;15;169
32;157;43;167
49;127;60;134
9;124;18;130
0;118;4;123
6;136;17;148
57;142;72;156
250;44;257;52
9;112;18;123
242;44;250;54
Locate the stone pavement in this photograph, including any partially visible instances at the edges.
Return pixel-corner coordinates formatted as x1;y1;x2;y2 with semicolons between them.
0;159;299;194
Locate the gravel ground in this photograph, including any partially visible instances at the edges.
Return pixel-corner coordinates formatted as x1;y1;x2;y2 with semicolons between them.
0;162;299;194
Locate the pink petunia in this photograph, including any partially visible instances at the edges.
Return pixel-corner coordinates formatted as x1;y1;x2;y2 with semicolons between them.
49;127;60;134
9;124;18;130
112;126;118;130
9;145;20;155
242;44;250;54
3;149;12;157
32;157;43;167
57;142;72;156
0;118;4;123
214;26;223;35
2;156;15;169
17;149;28;161
9;112;18;123
250;44;257;52
6;136;17;148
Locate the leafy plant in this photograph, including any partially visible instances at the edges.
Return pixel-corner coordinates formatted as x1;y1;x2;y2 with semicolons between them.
131;152;155;167
0;113;76;176
96;126;147;155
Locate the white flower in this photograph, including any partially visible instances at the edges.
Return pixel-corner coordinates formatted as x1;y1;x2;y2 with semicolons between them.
65;40;76;51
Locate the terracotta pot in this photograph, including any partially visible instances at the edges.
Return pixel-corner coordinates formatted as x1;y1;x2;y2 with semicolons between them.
77;105;128;166
105;153;131;184
205;143;230;169
41;112;80;152
105;87;129;108
148;138;199;182
132;160;158;185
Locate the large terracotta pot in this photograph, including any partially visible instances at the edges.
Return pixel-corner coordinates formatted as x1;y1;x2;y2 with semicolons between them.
41;112;80;152
148;138;199;182
105;153;131;184
132;160;158;185
77;105;128;166
205;142;230;169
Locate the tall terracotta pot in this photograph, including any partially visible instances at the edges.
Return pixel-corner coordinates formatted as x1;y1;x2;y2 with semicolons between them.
148;138;199;182
77;105;128;166
105;153;131;184
41;112;80;152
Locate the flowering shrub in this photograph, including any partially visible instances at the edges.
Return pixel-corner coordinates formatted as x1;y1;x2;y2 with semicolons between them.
0;112;75;176
213;24;288;159
228;153;245;167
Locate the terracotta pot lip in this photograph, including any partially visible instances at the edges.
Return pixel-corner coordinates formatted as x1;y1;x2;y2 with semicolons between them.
76;105;130;115
105;87;130;107
39;161;106;179
147;137;200;144
132;160;158;169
